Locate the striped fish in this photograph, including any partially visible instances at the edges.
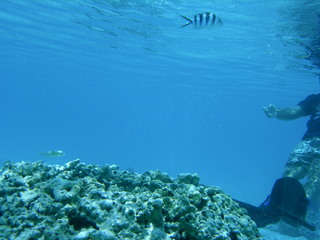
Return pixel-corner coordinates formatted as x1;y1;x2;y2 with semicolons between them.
180;12;223;28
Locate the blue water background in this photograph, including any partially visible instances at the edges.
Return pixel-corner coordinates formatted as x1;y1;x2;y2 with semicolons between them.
0;0;319;206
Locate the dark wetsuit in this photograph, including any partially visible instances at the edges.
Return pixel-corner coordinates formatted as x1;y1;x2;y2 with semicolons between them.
298;93;320;140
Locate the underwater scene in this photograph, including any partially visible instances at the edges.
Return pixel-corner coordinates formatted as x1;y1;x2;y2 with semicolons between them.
1;0;320;239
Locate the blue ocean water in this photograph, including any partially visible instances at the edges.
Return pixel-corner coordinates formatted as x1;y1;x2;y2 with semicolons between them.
0;0;319;212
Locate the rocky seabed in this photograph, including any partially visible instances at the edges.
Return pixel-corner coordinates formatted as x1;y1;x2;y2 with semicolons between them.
0;159;260;240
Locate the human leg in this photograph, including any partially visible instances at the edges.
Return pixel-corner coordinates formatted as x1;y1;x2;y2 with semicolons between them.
305;157;320;206
304;138;320;210
282;140;313;180
282;164;307;179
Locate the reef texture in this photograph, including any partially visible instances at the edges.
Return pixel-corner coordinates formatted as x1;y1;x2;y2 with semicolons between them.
0;160;260;240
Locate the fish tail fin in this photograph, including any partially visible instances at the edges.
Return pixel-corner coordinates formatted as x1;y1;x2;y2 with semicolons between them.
180;15;192;27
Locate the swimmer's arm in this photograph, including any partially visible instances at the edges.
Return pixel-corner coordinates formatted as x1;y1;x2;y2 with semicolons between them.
263;104;305;120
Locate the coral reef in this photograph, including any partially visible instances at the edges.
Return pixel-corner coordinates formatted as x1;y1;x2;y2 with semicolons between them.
0;159;260;240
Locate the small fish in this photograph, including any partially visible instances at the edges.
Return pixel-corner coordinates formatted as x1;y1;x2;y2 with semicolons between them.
40;150;65;157
180;12;223;28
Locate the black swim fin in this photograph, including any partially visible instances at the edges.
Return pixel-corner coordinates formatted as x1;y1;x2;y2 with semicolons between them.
235;177;316;231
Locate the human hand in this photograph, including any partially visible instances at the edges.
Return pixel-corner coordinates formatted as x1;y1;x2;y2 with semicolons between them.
263;104;277;118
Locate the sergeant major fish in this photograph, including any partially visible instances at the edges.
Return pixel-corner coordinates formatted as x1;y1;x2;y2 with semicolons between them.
180;12;223;28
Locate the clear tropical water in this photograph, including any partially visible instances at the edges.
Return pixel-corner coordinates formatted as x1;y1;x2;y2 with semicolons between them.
1;0;319;212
